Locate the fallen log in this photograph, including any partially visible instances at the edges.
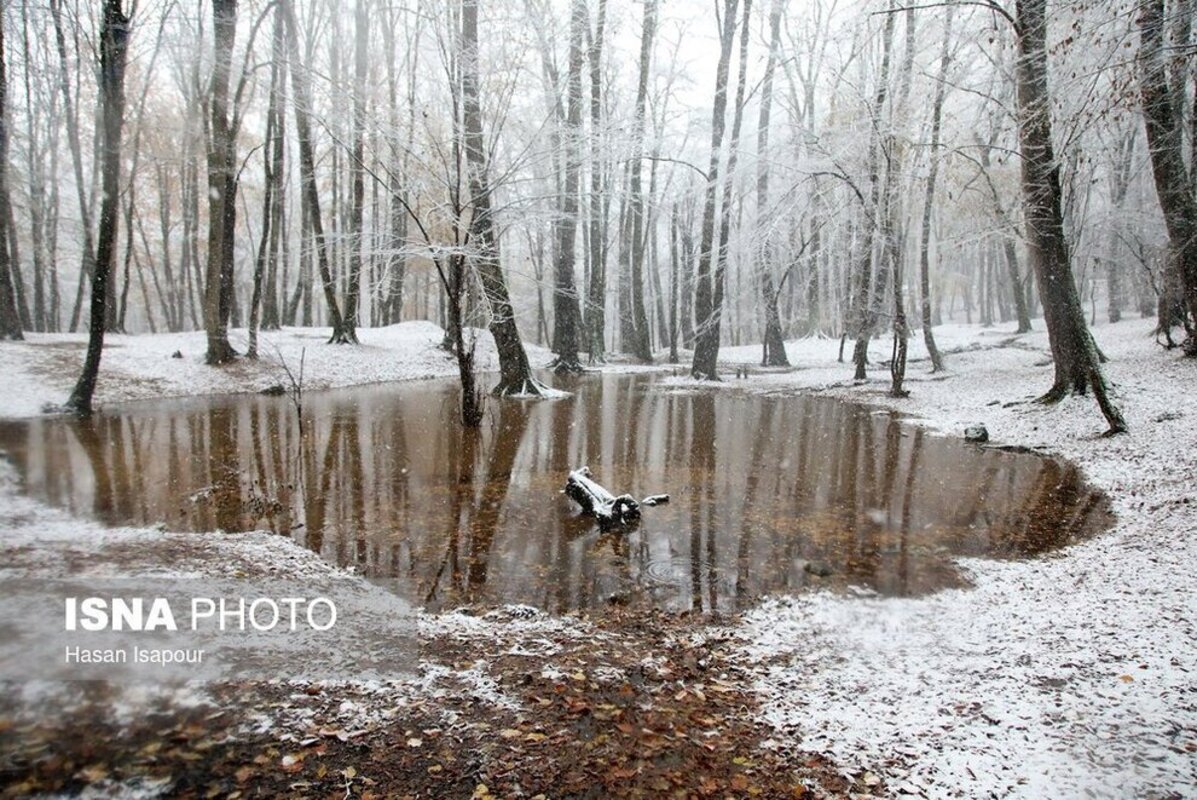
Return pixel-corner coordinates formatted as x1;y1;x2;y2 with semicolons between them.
564;467;667;528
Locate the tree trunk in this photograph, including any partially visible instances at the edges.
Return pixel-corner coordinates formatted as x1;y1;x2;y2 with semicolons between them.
115;13;165;334
698;0;752;377
550;0;586;373
624;0;657;363
850;3;895;380
1015;0;1125;433
282;0;347;342
757;0;788;367
887;8;917;397
203;0;239;364
50;0;97;335
668;202;680;362
20;3;47;332
977;133;1032;333
66;0;129;414
461;0;541;396
446;253;483;427
248;7;287;359
648;159;668;350
1139;0;1197;350
381;3;411;327
262;2;288;332
918;4;953;372
1105;126;1136;325
680;197;696;347
0;12;22;340
690;0;740;380
341;0;369;344
584;0;609;363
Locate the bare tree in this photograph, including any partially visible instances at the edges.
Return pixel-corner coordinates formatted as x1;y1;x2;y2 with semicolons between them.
849;3;896;381
623;0;658;363
917;4;954;373
1101;126;1137;325
341;0;370;343
66;0;130;414
50;0;98;335
549;0;586;374
1138;0;1197;351
758;0;789;367
202;0;240;364
691;0;740;380
283;0;349;343
248;3;288;359
1014;0;1126;433
261;0;290;333
887;8;917;398
584;0;609;363
0;10;23;340
461;0;542;396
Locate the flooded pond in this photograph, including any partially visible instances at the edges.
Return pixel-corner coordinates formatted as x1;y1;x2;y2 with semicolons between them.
0;373;1110;612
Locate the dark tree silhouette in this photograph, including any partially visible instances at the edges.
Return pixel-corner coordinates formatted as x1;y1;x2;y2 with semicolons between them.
691;0;741;380
1138;0;1197;351
0;11;23;341
202;0;240;364
66;0;130;414
461;0;542;396
1014;0;1126;433
550;0;586;374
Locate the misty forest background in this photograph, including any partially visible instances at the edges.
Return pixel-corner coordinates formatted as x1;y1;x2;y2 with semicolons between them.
0;0;1194;427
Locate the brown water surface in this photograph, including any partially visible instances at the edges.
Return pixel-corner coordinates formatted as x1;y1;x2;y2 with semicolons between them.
0;373;1110;612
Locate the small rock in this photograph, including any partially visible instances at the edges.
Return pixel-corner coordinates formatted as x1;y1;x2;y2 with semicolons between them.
964;423;989;443
171;350;183;359
484;604;543;621
803;560;833;578
260;384;287;396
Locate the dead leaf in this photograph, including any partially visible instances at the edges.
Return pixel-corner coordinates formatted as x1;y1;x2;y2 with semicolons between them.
77;764;109;783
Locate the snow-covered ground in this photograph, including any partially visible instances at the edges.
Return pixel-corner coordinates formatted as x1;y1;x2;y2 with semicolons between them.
0;315;1193;798
697;316;1197;799
0;321;556;418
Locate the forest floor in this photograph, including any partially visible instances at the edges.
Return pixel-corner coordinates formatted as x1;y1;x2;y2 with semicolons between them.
702;315;1197;799
0;315;1194;798
0;321;556;419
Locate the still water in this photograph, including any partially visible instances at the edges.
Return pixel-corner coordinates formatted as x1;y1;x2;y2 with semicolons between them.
0;373;1110;612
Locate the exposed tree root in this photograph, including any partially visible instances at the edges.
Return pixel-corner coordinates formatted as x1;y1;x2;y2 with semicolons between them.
327;328;358;345
204;341;238;366
549;356;585;375
492;377;549;398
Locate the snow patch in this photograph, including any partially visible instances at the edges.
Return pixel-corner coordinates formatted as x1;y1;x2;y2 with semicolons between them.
713;316;1197;799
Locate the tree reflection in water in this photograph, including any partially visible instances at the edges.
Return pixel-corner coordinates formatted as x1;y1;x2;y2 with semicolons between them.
0;374;1111;612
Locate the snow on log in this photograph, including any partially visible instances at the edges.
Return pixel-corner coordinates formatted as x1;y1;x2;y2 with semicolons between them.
565;467;643;527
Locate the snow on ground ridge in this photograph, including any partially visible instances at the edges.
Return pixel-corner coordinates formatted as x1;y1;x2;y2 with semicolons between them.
718;316;1197;799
